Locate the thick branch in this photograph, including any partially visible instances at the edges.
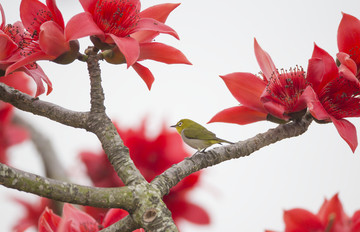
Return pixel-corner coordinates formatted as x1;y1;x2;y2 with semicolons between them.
0;82;89;129
0;163;135;210
152;114;313;196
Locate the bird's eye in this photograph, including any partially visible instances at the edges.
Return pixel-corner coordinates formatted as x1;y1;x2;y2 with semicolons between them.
178;122;183;126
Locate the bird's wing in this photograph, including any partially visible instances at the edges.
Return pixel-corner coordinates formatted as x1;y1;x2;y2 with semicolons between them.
182;127;216;140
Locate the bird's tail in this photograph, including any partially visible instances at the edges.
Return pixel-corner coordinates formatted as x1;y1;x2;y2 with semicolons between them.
218;138;234;144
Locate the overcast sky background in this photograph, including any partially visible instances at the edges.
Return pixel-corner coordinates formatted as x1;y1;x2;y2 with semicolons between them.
1;0;360;231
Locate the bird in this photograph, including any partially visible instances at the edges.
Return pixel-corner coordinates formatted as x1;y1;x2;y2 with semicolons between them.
171;119;233;152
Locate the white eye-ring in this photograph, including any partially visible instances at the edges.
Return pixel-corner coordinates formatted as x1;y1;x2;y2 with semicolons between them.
178;122;183;126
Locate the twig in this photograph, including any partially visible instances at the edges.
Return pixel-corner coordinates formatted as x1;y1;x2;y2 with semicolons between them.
0;83;89;129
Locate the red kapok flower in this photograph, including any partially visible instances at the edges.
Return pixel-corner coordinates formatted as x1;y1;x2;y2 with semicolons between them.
304;44;360;152
13;197;51;232
209;38;308;125
0;3;52;97
337;12;360;76
38;204;145;232
0;72;31;164
266;194;360;232
66;0;178;67
39;204;100;232
80;119;210;226
66;1;189;90
5;0;79;96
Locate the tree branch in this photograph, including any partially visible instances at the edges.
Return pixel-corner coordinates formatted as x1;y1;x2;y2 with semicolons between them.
0;162;135;210
85;47;146;186
152;113;313;196
0;83;89;129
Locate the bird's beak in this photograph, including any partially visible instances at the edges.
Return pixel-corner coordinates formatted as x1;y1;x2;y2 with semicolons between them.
170;124;177;128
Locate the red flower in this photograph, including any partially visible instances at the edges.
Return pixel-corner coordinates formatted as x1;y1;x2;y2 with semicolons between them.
0;3;53;97
38;208;61;232
209;38;308;125
66;1;190;89
0;103;29;164
0;71;31;164
38;204;144;232
13;197;51;232
9;0;79;68
267;194;360;232
39;204;99;232
304;44;360;152
337;12;360;77
80;119;210;225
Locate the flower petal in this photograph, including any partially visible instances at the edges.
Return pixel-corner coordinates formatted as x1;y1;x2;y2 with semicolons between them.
79;0;98;13
0;33;18;60
102;209;129;228
133;3;180;42
39;21;69;57
307;58;325;93
332;117;358;152
284;209;324;231
139;42;191;64
20;0;50;33
57;204;99;232
254;38;276;81
6;52;55;77
65;12;105;41
45;0;64;29
0;71;32;95
208;106;267;125
38;208;61;232
310;44;339;91
337;12;360;65
25;63;53;96
337;52;357;75
132;62;154;90
110;34;139;67
131;18;179;40
220;72;267;112
302;86;331;121
178;201;210;225
139;3;180;22
0;3;5;29
317;194;349;227
262;100;287;120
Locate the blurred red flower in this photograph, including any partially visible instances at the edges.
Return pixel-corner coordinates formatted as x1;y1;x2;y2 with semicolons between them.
38;204;141;232
0;64;32;164
266;194;360;232
80;120;210;226
13;198;52;232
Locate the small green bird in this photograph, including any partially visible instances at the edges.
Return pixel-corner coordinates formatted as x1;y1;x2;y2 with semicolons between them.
171;119;233;152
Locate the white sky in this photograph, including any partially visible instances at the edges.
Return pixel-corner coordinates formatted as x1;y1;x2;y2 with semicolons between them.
1;0;360;231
